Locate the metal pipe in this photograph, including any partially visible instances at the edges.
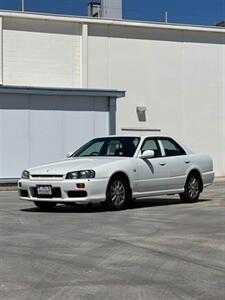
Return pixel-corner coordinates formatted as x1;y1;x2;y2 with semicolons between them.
22;0;25;13
165;11;168;23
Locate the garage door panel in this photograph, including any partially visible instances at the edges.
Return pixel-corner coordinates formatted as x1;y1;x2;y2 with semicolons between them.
62;97;95;153
29;96;63;166
63;110;95;153
0;94;110;179
0;105;3;177
93;111;109;137
0;95;29;178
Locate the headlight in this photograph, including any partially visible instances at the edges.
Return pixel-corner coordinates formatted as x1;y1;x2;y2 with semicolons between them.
21;170;30;179
66;170;95;179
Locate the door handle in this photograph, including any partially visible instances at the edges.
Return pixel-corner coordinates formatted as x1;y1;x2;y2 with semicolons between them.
185;160;190;164
159;162;166;166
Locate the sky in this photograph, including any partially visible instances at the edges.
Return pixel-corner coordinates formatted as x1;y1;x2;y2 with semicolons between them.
0;0;224;26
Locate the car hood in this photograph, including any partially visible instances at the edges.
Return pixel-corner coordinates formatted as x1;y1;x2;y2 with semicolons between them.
28;157;129;175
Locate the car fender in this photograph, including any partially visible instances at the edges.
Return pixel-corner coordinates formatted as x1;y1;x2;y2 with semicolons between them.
94;159;137;189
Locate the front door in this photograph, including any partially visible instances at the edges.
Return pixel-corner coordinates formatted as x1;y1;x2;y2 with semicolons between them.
136;138;170;193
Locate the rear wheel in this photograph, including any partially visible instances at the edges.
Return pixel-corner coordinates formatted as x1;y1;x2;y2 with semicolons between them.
34;201;57;210
105;177;130;210
179;174;201;203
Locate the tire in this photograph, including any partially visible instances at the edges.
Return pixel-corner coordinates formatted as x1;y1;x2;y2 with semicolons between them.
34;201;57;210
104;177;130;210
179;174;201;203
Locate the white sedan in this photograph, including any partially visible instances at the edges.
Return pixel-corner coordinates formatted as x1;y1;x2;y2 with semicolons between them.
18;135;214;210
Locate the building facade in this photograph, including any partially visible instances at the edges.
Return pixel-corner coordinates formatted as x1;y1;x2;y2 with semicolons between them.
0;11;224;177
0;85;124;181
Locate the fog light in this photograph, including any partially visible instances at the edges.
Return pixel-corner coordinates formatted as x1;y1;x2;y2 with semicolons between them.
76;183;85;189
18;182;22;188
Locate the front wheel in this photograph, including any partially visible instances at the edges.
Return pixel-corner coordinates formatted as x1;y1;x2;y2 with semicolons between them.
104;177;130;210
34;201;57;210
179;174;201;203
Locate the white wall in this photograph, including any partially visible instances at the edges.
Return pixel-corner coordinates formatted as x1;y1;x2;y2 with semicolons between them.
0;17;2;85
0;94;109;178
2;17;81;88
0;13;224;176
88;25;225;176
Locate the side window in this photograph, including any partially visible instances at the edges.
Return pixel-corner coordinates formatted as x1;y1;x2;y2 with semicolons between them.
141;139;161;158
160;139;186;157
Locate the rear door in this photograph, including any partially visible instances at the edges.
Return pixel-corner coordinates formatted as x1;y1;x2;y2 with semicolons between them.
158;138;189;190
136;138;170;193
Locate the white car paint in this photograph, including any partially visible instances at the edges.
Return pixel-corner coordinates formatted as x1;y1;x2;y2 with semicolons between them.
18;135;214;206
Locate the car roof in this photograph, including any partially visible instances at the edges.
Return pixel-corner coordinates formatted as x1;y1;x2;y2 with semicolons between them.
97;134;169;139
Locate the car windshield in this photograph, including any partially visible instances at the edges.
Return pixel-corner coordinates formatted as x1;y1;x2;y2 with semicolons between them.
72;137;140;158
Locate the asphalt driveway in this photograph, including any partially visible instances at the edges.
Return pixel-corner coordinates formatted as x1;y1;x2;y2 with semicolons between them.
0;182;224;300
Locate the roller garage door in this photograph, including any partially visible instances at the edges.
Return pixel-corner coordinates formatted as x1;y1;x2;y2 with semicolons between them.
0;90;120;180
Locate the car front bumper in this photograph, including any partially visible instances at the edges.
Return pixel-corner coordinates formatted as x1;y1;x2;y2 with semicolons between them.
18;178;109;204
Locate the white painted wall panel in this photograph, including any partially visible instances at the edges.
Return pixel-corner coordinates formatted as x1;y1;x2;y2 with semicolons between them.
89;26;185;135
111;27;184;137
0;94;109;179
182;32;224;176
88;25;109;88
3;18;81;88
88;25;225;176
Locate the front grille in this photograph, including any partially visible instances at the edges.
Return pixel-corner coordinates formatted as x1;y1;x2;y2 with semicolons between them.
20;189;29;197
68;191;87;198
31;175;63;178
31;187;62;198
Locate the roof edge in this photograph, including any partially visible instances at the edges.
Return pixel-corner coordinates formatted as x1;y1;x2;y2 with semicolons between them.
0;85;126;98
0;10;225;34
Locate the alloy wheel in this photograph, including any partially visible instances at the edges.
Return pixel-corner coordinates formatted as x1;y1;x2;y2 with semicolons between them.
188;177;199;199
110;180;126;207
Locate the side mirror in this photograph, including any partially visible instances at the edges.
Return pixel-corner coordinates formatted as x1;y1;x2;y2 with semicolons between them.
139;150;155;159
66;152;73;158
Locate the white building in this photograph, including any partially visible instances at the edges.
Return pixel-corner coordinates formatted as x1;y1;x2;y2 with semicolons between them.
0;11;224;179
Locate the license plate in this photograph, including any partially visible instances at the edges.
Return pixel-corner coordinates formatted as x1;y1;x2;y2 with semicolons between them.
37;185;52;196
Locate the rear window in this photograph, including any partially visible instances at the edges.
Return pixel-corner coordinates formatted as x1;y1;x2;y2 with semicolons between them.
160;138;186;156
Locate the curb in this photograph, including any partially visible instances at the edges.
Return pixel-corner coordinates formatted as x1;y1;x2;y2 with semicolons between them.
214;177;225;182
0;184;17;191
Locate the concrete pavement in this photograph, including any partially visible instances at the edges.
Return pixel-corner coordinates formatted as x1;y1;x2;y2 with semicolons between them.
0;182;224;300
